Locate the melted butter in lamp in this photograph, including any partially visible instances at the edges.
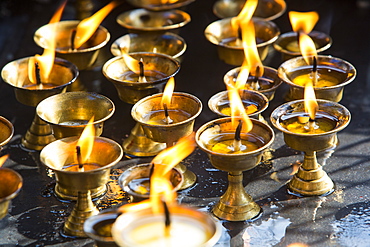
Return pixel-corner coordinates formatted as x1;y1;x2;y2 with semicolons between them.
128;177;150;195
22;82;60;90
280;113;338;134
285;40;320;53
119;70;167;83
143;109;192;125
62;163;102;171
218;101;258;116
206;133;264;154
291;67;348;87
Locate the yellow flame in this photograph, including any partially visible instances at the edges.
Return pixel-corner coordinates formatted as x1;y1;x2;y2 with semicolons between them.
228;86;253;132
74;1;119;49
304;81;318;120
50;0;67;24
0;154;9;168
161;77;175;108
231;0;258;32
287;244;309;247
76;117;95;164
122;52;141;74
299;32;317;66
289;11;319;34
235;60;250;90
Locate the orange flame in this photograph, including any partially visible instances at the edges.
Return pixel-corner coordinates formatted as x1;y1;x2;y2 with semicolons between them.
231;0;258;33
235;60;250;90
289;11;319;34
0;154;9;168
228;86;253;132
304;81;318;120
161;77;175;108
122;52;141;74
299;32;317;66
76;117;95;164
73;1;119;49
287;243;309;247
28;1;67;84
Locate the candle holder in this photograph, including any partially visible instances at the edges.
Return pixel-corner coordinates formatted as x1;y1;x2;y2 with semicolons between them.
111;32;187;63
36;92;115;139
224;66;282;101
34;20;110;70
204;17;280;65
0;116;14;148
132;92;202;190
0;168;22;219
1;57;78;151
273;31;332;61
125;0;195;11
40;136;123;237
213;0;286;21
278;55;356;102
112;205;222;247
208;89;269;123
118;163;183;202
270;99;351;196
103;52;180;157
196;118;274;221
116;8;191;35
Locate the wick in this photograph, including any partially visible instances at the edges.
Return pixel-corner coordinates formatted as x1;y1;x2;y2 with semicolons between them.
312;56;318;86
138;58;147;82
162;200;171;237
35;62;42;85
71;29;76;51
76;145;84;171
251;66;261;90
163;103;173;124
233;120;242;152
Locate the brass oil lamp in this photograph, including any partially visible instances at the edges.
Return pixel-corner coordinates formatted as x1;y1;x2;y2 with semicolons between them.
36;91;115;139
84;211;119;247
125;0;195;11
116;8;191;35
111;32;187;63
270;82;351;196
0;167;23;219
103;52;180;157
1;57;78;151
213;0;286;21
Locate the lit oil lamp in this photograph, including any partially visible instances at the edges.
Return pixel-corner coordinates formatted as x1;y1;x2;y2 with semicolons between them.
36;91;115;139
131;78;202;189
103;52;180;157
125;0;195;11
111;32;187;63
213;0;286;21
116;8;191;35
0;155;23;219
204;0;280;65
34;1;118;71
273;11;332;61
40;119;123;236
270;82;351;196
196;87;274;221
278;29;356;102
1;56;78;150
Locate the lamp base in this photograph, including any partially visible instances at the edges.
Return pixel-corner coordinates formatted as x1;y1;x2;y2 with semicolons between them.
22;114;55;151
175;163;196;190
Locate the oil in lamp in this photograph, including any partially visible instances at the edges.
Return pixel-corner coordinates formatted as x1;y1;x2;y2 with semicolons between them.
278;30;356;102
1;55;78;151
36;91;115;139
273;11;332;61
116;8;191;35
213;0;286;21
204;0;280;65
131;78;202;189
40;119;123;236
34;1;117;71
124;0;195;11
0;166;23;220
111;32;187;63
103;52;180;157
118;134;195;202
196;87;274;221
270;82;351;196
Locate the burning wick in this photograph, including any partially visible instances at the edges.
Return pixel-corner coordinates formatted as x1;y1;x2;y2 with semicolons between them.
312;56;318;86
76;145;84;172
138;58;147;82
70;29;77;51
162;200;171;238
163;103;174;124
251;66;261;90
233;120;243;152
34;62;42;86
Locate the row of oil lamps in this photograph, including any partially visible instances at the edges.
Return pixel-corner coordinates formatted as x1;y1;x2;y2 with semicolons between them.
0;0;356;246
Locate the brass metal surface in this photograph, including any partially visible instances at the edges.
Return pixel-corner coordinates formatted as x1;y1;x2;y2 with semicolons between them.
125;0;195;11
0;168;23;219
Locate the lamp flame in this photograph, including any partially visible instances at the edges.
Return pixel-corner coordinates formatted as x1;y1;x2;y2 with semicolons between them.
161;77;175;108
0;154;9;168
299;32;318;66
231;0;258;33
235;60;250;90
76;117;95;164
228;86;253;132
289;11;319;34
304;81;318;120
73;1;119;49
